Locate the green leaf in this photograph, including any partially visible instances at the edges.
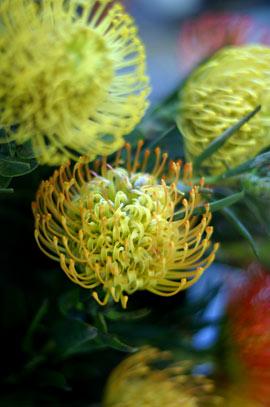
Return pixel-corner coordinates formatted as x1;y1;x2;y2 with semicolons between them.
147;124;177;149
96;332;137;353
217;151;270;180
104;308;151;321
0;187;14;194
221;207;259;259
23;300;49;354
174;191;245;219
37;369;71;391
55;319;98;359
16;141;36;159
0;157;31;177
193;105;261;170
0;176;11;188
58;289;81;317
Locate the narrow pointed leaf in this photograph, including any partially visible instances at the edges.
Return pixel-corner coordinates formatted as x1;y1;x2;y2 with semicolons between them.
219;151;270;179
104;308;151;321
97;333;137;353
148;124;176;149
174;190;244;219
221;207;259;259
0;157;31;177
0;188;14;194
193;105;261;169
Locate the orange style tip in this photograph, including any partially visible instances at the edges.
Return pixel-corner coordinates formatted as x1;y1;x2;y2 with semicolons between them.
144;148;150;156
125;142;131;150
206;226;213;234
154;146;160;154
214;242;220;251
200;177;205;186
138;139;144;147
184;162;192;170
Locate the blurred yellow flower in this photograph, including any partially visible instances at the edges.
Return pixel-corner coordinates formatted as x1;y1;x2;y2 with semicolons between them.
103;347;222;406
222;387;261;407
178;45;270;175
32;141;218;308
0;0;149;165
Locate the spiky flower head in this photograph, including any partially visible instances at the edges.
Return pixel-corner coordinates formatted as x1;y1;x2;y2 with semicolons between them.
177;45;270;175
0;0;149;165
103;347;222;406
32;142;218;308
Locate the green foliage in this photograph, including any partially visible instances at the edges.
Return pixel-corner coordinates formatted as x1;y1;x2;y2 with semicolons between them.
0;142;38;194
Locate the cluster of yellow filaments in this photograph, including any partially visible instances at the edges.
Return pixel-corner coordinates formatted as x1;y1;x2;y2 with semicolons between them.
0;0;149;165
32;141;218;308
178;45;270;175
103;347;222;406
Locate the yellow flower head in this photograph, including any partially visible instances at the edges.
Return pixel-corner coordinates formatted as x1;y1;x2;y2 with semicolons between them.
0;0;149;165
178;45;270;175
32;141;218;308
103;347;222;406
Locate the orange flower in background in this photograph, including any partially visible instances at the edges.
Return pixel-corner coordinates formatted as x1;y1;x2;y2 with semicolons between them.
227;264;270;405
179;12;270;74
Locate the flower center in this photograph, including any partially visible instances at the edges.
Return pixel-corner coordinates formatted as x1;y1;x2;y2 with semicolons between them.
71;169;179;299
2;21;113;133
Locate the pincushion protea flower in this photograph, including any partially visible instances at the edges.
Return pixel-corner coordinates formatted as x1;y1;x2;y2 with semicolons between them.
103;347;222;406
32;141;218;308
0;0;149;165
178;45;270;175
227;265;270;405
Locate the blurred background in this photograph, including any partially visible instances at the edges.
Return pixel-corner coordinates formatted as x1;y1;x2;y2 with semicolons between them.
124;0;270;102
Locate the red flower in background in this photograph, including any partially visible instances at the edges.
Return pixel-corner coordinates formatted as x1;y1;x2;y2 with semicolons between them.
179;12;270;74
228;265;270;405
